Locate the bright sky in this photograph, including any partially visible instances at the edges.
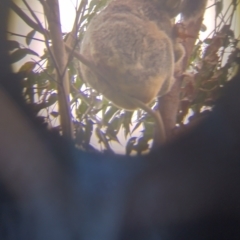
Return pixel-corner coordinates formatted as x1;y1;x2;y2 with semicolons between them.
59;0;81;33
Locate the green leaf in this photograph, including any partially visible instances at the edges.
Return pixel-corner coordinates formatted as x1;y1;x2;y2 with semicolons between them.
123;111;133;138
126;137;137;155
50;111;59;118
134;137;149;155
18;61;36;74
106;125;120;143
95;127;109;148
24;48;39;57
7;40;20;50
47;93;58;106
74;76;83;89
103;106;119;125
110;114;124;134
77;102;88;116
131;121;142;134
9;49;28;63
26;30;36;45
31;92;58;113
9;48;39;64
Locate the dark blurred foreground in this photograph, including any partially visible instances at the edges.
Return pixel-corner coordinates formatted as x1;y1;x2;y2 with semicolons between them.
0;1;240;240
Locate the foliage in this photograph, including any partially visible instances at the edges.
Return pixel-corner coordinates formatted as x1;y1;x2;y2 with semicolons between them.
7;0;240;154
177;0;240;128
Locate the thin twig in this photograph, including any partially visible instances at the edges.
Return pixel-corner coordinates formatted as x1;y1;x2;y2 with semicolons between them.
42;0;73;139
22;0;49;38
9;1;46;35
7;31;45;43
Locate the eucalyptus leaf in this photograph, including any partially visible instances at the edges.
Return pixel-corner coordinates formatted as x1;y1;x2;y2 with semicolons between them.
7;40;20;50
9;48;39;64
26;30;37;46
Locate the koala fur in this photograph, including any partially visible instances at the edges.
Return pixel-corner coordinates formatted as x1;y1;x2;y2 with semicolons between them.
80;0;186;110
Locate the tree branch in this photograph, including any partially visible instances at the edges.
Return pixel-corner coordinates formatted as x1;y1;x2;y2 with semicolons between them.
158;4;208;140
9;1;46;35
43;0;73;139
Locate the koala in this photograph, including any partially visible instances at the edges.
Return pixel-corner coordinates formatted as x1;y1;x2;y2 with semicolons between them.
2;1;240;240
80;0;186;110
